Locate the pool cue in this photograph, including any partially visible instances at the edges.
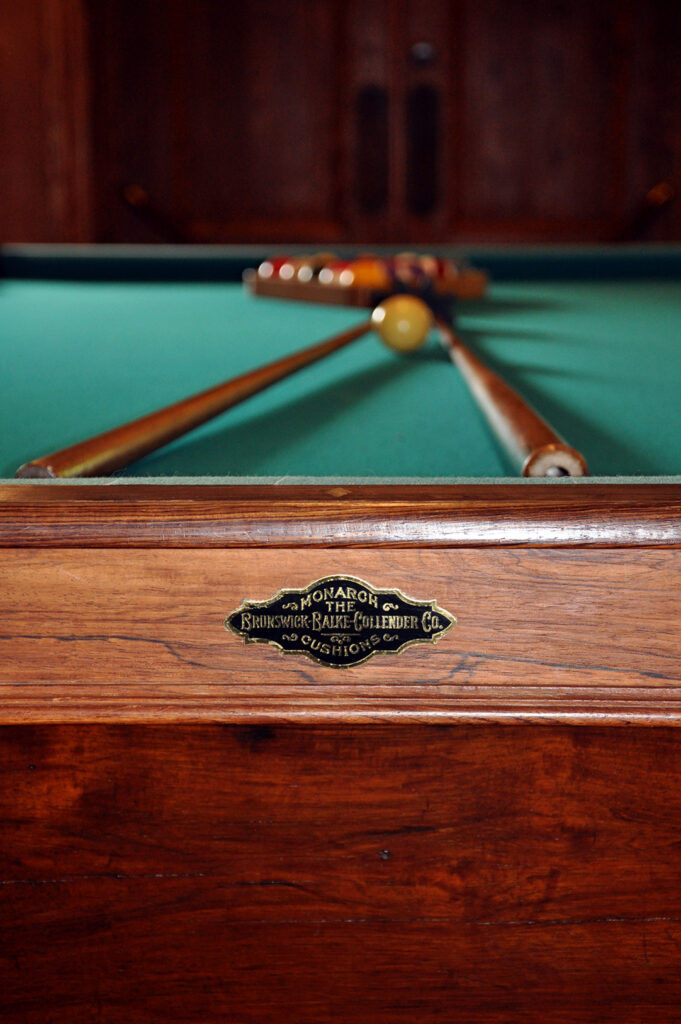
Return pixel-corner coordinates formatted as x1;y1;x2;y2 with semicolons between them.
437;317;588;477
16;293;587;480
15;322;372;478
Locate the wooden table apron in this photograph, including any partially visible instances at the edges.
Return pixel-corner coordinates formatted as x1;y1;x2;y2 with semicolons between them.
2;481;681;723
2;481;681;1023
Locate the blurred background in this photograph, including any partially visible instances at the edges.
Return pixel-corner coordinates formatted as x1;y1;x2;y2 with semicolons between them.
1;0;679;245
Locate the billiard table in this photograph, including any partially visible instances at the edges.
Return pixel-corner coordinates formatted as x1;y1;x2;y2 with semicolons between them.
1;244;681;1022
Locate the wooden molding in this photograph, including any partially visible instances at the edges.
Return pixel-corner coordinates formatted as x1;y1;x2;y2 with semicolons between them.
2;482;681;548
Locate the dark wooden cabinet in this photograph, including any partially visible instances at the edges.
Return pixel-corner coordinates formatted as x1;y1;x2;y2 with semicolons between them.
1;0;679;243
0;0;92;242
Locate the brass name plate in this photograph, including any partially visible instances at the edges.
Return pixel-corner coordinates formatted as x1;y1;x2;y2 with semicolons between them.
225;574;455;669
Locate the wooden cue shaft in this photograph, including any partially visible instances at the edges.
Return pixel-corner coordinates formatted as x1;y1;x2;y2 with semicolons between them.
16;321;372;479
436;318;588;477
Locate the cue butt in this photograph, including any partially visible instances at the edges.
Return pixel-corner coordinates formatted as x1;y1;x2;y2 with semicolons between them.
437;320;588;478
16;321;372;479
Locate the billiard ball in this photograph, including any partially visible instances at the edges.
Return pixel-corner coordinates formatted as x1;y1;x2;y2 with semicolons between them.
393;252;428;288
370;295;433;351
257;256;292;279
295;253;334;283
319;260;354;286
345;257;393;290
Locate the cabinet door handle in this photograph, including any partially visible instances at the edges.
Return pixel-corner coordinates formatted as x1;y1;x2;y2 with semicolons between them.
406;83;440;216
355;85;389;215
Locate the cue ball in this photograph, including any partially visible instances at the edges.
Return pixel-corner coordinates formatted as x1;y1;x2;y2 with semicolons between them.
371;295;433;351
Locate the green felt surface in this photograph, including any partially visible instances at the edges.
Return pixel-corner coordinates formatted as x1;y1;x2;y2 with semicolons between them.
1;274;679;479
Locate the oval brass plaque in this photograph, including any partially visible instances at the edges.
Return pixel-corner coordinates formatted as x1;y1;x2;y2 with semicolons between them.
225;574;456;669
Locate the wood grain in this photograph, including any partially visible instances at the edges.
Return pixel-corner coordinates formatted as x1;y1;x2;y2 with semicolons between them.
3;723;681;1021
2;483;681;547
0;0;92;242
3;483;679;548
2;1;680;243
2;545;681;724
89;0;346;244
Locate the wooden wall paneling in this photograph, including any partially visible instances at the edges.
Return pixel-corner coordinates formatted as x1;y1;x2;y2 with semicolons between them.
403;0;452;242
453;0;627;241
168;0;250;242
88;0;181;242
90;0;352;244
347;0;452;242
0;3;49;241
3;0;681;243
40;0;93;241
622;0;681;241
0;0;92;242
179;0;347;243
344;0;394;240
